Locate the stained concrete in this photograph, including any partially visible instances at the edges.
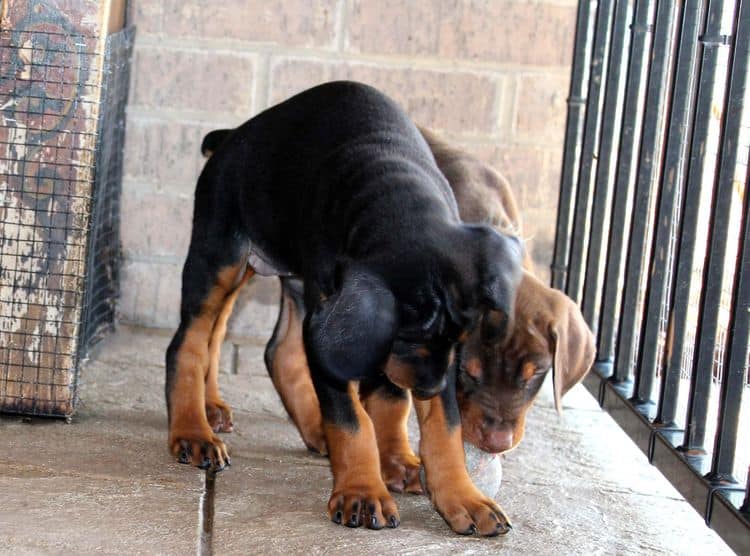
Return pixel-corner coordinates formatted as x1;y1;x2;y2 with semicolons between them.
0;326;735;555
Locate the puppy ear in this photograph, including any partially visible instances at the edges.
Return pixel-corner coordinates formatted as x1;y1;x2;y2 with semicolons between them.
304;268;398;383
549;299;596;414
470;225;524;315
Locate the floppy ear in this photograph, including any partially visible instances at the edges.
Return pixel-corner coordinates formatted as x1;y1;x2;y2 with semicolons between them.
303;268;398;383
549;300;596;414
472;225;524;315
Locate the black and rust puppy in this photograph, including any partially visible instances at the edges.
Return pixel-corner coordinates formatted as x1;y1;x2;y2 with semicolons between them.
166;81;522;534
250;128;594;534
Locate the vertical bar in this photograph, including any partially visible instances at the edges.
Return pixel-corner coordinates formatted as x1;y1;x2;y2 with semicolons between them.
581;0;632;331
707;0;750;480
709;162;749;481
682;0;734;452
658;1;744;427
566;0;617;304
633;0;706;405
597;0;656;366
613;0;678;383
552;0;595;291
742;467;750;514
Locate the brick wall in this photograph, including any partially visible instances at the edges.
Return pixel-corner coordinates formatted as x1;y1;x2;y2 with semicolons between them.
121;0;576;339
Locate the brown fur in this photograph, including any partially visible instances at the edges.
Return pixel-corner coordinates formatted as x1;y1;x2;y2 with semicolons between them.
325;384;400;529
421;128;595;454
268;292;327;454
168;264;249;468
362;390;422;494
414;396;511;536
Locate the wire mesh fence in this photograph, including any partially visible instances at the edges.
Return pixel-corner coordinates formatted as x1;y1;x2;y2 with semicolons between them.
0;26;133;417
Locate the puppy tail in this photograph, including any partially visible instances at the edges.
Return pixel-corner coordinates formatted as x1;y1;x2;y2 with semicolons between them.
201;128;234;158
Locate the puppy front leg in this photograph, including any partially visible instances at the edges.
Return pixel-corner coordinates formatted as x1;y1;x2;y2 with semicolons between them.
362;381;422;494
415;367;511;536
311;373;400;530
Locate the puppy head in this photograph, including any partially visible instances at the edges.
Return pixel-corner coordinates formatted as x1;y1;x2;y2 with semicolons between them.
441;224;523;330
455;271;595;453
384;224;523;399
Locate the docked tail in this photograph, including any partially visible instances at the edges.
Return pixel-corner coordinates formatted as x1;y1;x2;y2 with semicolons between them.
201;128;234;157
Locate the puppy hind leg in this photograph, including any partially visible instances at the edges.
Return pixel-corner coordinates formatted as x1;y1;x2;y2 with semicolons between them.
165;246;248;470
265;278;326;454
205;267;255;433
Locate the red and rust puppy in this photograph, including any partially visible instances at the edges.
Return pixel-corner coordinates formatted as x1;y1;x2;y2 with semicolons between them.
168;82;522;535
255;128;595;534
425;129;596;454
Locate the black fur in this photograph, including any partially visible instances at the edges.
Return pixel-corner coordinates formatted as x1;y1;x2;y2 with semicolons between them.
180;81;522;428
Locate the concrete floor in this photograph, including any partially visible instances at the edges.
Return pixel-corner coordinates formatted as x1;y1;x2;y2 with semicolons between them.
0;326;736;555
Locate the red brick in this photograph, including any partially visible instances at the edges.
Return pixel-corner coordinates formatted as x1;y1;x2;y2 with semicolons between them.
132;47;254;113
514;73;570;146
123;117;205;188
154;263;183;328
347;0;440;56
127;0;162;34
120;190;193;259
269;59;499;134
162;0;338;47
119;260;159;324
346;1;576;66
437;1;576;66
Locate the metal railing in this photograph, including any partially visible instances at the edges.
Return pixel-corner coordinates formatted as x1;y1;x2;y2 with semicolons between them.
553;1;750;553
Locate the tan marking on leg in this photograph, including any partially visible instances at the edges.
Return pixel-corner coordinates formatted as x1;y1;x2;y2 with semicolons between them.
414;397;511;536
205;267;255;433
269;293;326;454
169;264;247;469
363;389;422;494
325;384;399;529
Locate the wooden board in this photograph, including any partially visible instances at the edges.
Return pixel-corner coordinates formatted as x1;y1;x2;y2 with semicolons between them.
0;0;125;416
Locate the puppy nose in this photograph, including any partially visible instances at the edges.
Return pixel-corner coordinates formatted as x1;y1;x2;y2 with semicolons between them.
480;427;514;453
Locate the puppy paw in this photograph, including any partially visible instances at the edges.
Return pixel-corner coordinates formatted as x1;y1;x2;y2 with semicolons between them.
381;451;423;494
328;482;400;530
206;398;234;433
169;426;230;471
432;485;511;536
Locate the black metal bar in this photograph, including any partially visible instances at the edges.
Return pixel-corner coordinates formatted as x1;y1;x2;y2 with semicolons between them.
613;0;678;383
581;0;632;331
682;0;733;453
742;467;750;514
552;0;595;291
707;0;750;479
597;0;656;365
566;0;617;304
708;162;749;481
633;0;706;406
582;372;750;555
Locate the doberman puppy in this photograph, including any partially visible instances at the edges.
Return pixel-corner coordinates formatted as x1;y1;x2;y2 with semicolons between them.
167;81;522;535
200;123;594;533
424;129;596;454
237;128;595;525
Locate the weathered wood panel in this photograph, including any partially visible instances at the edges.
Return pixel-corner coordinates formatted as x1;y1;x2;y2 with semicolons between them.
0;0;121;416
